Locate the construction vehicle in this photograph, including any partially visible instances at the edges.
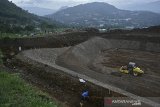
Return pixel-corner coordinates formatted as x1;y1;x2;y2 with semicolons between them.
120;62;144;76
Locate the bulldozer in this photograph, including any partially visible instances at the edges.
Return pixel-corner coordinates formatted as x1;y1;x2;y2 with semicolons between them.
120;62;144;76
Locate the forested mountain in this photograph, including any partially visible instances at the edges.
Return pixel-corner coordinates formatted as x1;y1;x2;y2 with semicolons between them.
47;2;160;28
0;0;61;33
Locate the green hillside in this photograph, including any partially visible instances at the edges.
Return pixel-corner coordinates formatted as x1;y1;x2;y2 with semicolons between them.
0;0;62;33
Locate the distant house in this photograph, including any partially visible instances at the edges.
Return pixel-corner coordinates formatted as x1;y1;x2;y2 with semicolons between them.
99;29;107;32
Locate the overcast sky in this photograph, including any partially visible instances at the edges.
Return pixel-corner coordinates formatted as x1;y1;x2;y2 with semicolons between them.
10;0;157;10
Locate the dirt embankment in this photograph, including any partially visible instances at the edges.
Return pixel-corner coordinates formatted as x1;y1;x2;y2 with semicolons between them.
56;37;160;104
57;36;160;68
0;32;96;67
12;48;124;107
0;32;97;48
2;31;160;107
11;36;160;106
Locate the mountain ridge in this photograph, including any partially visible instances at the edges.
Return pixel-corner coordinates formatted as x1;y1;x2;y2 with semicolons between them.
0;0;62;33
47;2;160;28
22;6;56;16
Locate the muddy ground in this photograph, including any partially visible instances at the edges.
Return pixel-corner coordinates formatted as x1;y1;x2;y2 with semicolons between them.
13;48;157;107
101;49;160;76
56;37;160;104
1;31;160;107
12;48;117;107
12;37;160;107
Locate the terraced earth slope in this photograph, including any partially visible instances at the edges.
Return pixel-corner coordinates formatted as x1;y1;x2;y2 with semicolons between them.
56;37;160;97
16;37;160;106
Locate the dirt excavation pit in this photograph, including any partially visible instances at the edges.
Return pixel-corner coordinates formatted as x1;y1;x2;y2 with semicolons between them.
100;49;160;76
16;37;160;106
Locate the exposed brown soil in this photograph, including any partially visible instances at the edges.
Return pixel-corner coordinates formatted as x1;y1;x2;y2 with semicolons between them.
12;51;114;107
56;37;160;102
2;31;160;107
13;36;160;106
101;49;160;76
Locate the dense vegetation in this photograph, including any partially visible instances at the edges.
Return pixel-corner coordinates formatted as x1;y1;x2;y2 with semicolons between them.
0;0;64;34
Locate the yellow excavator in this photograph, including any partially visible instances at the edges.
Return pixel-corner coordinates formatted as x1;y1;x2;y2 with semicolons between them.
120;62;144;76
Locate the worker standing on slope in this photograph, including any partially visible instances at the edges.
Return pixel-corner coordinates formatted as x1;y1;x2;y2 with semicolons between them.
80;90;89;107
79;79;89;107
81;90;89;101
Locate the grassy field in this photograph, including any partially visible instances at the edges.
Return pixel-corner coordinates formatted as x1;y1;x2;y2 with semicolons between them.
0;33;40;39
0;50;60;107
0;71;60;107
0;28;70;39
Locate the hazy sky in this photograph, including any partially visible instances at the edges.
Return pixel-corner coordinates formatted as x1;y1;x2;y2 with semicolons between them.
10;0;157;10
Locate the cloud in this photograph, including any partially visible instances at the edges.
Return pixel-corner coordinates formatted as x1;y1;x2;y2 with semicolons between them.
11;0;158;10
